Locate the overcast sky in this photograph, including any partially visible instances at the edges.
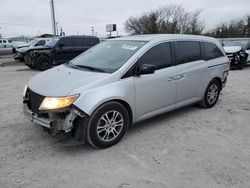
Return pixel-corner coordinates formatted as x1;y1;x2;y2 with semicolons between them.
0;0;249;38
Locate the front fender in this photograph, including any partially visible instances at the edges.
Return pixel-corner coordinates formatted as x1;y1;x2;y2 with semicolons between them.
73;78;136;121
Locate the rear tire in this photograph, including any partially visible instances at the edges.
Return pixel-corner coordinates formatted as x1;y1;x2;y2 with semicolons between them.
86;102;129;148
200;79;221;108
35;55;52;71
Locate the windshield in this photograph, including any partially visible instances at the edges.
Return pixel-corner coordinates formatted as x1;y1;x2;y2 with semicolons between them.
46;38;59;47
69;40;147;73
225;41;248;49
28;40;38;46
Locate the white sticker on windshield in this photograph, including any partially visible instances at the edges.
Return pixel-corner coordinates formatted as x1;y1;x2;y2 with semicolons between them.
122;44;138;51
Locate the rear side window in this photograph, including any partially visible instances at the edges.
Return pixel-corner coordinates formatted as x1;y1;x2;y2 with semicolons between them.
72;38;83;47
175;41;202;64
72;38;99;47
137;42;172;70
60;38;73;47
204;42;224;60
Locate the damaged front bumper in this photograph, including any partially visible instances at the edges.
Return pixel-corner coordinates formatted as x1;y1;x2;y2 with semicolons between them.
23;104;52;128
23;104;88;146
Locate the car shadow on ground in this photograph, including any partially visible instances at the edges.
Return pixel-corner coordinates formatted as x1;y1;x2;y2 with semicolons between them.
55;103;207;154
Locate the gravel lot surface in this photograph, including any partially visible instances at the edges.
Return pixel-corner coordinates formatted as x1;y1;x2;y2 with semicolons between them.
0;56;250;188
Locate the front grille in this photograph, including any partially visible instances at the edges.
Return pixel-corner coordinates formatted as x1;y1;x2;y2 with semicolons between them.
25;88;45;114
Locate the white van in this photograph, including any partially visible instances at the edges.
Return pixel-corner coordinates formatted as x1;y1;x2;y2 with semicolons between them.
23;34;229;148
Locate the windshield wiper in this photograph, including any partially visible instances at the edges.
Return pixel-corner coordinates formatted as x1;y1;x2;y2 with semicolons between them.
73;65;106;73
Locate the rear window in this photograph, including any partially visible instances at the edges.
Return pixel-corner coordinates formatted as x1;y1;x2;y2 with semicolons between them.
175;41;202;64
204;42;224;60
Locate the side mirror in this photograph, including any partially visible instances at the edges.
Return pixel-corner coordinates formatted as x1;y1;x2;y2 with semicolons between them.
137;64;155;75
58;42;65;48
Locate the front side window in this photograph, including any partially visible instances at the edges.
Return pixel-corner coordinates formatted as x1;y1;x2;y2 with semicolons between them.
46;38;59;47
204;42;224;60
175;41;202;64
70;40;147;73
137;42;172;70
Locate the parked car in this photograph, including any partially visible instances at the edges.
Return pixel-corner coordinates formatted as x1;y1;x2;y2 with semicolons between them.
223;41;250;69
23;34;229;148
0;38;13;48
13;38;51;62
24;36;100;70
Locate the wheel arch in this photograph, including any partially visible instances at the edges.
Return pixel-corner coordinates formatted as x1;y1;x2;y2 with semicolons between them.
85;99;133;126
110;99;133;125
213;77;223;91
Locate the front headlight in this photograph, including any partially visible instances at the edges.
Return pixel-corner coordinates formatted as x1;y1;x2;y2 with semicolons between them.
39;95;79;111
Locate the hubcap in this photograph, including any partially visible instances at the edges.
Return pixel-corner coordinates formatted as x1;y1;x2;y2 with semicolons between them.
207;84;219;105
96;111;124;142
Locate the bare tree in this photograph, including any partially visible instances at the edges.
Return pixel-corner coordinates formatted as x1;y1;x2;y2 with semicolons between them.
205;15;250;38
125;4;204;35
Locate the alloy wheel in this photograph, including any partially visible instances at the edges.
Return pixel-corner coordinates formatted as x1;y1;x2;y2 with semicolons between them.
96;110;124;142
207;84;219;105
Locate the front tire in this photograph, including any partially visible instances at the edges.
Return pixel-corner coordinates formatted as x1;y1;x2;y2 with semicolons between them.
200;79;221;108
35;55;52;71
86;102;129;148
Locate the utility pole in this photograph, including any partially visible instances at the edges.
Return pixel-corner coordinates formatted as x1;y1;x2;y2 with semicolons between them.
91;27;94;36
247;16;250;37
56;21;59;35
50;0;56;36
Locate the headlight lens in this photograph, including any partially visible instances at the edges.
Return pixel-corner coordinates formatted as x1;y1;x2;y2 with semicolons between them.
39;95;79;111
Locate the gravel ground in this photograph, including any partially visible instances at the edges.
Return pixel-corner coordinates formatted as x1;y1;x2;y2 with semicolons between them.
0;56;250;188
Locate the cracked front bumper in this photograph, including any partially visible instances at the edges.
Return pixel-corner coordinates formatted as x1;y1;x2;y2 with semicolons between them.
23;103;87;146
23;104;52;128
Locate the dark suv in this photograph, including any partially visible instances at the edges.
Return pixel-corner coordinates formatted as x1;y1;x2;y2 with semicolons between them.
24;36;100;70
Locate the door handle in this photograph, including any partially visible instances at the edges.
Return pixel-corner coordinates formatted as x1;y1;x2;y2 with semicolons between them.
177;74;187;81
168;74;187;82
168;76;175;82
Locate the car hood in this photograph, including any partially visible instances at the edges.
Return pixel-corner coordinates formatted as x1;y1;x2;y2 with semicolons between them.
28;46;51;52
18;47;29;53
224;46;242;54
17;45;29;49
28;65;110;97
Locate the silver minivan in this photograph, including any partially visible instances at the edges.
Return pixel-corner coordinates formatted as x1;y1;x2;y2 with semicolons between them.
23;34;229;148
